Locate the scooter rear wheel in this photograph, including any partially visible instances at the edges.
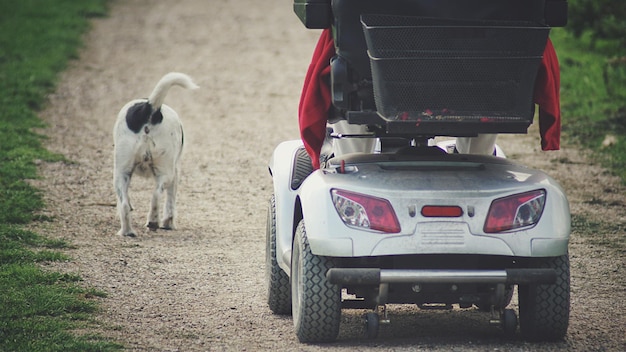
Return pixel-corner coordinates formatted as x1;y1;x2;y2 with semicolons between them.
518;254;570;341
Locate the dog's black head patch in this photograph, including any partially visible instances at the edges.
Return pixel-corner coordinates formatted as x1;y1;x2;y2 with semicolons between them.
125;102;162;133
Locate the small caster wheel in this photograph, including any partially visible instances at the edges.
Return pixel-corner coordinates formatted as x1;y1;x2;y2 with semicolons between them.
501;309;518;337
364;312;379;339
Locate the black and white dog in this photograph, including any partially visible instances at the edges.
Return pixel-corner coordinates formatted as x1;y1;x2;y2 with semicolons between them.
113;72;198;237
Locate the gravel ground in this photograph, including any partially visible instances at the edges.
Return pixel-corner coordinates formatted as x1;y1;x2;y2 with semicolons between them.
29;0;625;350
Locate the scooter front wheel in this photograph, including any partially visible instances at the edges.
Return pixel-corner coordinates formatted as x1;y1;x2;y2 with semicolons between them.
291;220;341;343
266;195;291;314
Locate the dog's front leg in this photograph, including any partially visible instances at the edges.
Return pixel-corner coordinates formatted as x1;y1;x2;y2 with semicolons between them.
114;171;136;237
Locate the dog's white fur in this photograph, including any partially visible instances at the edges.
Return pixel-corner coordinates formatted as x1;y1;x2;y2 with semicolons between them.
113;72;198;237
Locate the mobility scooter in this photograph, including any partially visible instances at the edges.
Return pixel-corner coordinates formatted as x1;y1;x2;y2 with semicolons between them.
267;0;570;343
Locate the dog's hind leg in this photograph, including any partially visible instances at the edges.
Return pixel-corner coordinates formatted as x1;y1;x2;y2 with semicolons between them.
146;179;162;231
114;172;136;237
161;169;178;230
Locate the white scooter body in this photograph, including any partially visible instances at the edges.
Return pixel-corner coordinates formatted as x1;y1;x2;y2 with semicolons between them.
270;139;569;275
267;138;571;342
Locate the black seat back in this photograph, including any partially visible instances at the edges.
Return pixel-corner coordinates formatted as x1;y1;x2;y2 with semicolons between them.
333;0;547;80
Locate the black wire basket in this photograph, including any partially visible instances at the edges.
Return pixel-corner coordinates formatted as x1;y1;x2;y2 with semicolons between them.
361;14;550;124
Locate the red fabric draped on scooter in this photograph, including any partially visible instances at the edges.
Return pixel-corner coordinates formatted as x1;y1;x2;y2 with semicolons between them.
299;28;562;169
534;38;561;152
298;29;335;170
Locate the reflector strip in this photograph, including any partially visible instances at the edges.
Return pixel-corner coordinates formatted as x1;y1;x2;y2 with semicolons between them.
421;205;463;217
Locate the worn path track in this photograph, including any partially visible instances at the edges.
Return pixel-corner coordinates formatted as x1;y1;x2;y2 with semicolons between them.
31;0;624;350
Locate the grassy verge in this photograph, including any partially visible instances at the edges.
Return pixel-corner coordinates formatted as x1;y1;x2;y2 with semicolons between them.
551;27;626;182
571;215;626;255
0;1;121;351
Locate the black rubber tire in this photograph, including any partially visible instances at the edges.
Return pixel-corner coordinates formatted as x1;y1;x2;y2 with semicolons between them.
501;308;518;337
291;220;341;343
518;254;570;341
266;195;291;315
364;312;379;339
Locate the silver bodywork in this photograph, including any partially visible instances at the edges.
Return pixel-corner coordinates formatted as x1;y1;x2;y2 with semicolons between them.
269;139;570;278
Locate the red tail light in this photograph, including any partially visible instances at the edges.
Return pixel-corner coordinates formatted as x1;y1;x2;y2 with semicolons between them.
331;189;401;233
484;189;546;233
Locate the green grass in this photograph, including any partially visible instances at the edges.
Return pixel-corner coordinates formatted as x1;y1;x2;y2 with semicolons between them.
551;28;626;182
0;1;122;351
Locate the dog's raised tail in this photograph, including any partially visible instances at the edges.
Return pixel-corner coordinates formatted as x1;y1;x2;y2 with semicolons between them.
148;72;199;109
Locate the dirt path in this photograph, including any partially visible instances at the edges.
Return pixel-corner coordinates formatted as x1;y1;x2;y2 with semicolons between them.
30;0;624;350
